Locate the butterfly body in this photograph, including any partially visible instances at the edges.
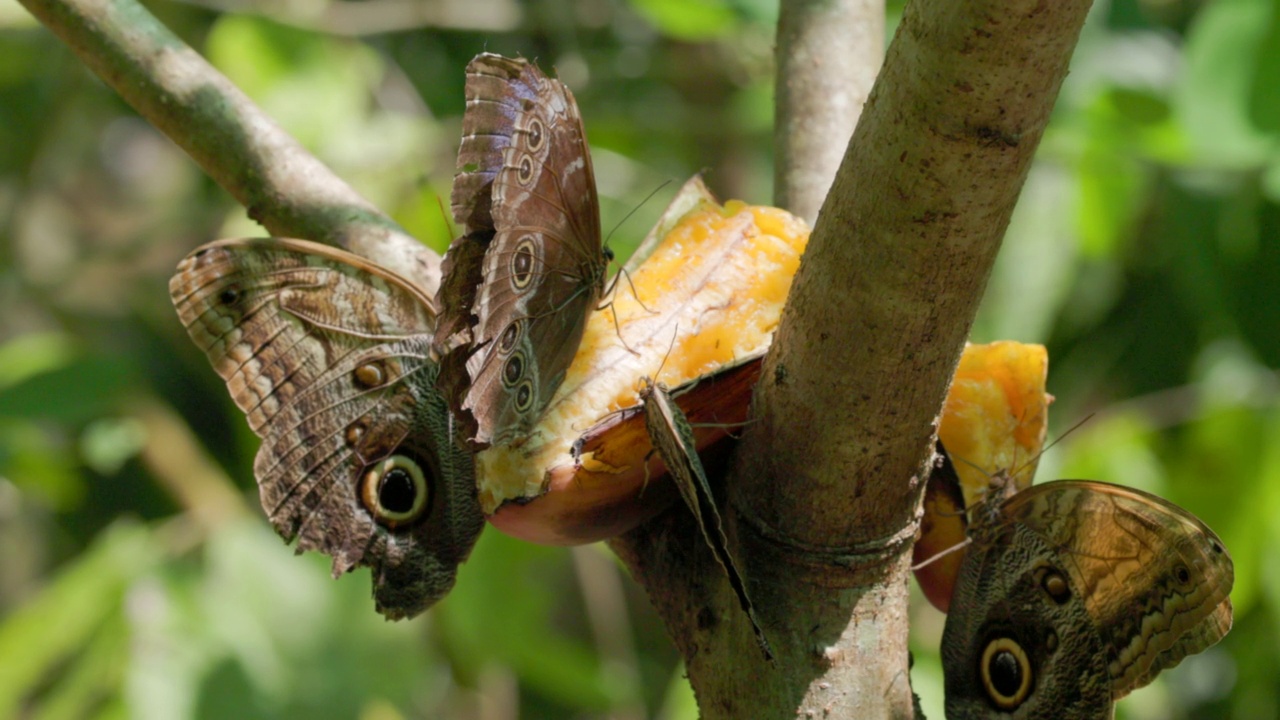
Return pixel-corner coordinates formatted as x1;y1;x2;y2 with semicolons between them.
170;238;484;619
436;53;607;449
942;478;1233;719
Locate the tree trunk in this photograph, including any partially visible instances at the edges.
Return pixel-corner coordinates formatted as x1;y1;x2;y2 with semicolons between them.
614;0;1093;716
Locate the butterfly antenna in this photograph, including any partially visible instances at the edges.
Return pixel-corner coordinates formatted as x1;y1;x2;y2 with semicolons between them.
951;453;995;481
658;345;758;437
686;417;759;439
599;263;654;328
603;179;671;252
956;411;1098;517
1005;411;1096;484
602;180;671;316
597;299;640;356
940;443;1010;523
910;537;973;571
654;324;679;381
434;191;456;240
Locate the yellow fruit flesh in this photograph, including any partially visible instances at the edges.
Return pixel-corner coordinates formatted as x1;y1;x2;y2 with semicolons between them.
915;341;1051;611
476;184;810;515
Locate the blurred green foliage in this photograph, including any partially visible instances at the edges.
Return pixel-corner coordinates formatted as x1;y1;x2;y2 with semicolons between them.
0;0;1276;717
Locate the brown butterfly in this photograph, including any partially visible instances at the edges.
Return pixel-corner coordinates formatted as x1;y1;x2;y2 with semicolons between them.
941;471;1233;719
169;238;484;619
638;377;772;659
434;53;609;449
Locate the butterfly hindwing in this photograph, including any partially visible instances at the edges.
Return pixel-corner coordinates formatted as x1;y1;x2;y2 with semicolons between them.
171;238;483;619
436;53;607;449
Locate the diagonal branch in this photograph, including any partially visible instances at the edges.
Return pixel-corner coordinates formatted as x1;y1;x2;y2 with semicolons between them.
16;0;441;294
751;0;1092;555
171;0;522;36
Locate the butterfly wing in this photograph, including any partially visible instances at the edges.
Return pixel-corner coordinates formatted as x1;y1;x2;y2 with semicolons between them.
170;238;483;618
641;380;772;659
942;500;1113;720
1003;481;1234;698
437;53;606;448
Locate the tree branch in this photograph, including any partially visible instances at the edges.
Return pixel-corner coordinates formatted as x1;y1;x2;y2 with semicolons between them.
616;0;1094;716
171;0;522;37
17;0;441;294
774;0;884;225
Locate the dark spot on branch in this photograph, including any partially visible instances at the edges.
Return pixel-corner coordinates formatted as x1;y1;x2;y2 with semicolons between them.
973;125;1020;148
696;606;717;631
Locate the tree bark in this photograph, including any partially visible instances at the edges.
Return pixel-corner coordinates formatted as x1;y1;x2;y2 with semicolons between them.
774;0;883;225
614;0;1094;717
16;0;441;296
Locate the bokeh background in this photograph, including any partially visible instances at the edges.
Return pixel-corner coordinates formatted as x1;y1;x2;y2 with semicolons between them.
1;0;1277;717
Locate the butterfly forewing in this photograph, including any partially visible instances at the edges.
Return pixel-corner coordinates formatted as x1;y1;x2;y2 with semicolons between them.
944;474;1235;718
451;57;525;234
1001;481;1234;697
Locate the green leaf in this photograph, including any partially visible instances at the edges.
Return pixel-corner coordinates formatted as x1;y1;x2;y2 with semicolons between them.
656;663;700;720
0;420;83;510
0;356;136;424
1247;3;1280;134
204;15;383;151
437;532;619;710
80;417;148;475
0;523;157;718
627;0;739;40
27;615;129;720
0;332;78;390
1178;0;1279;166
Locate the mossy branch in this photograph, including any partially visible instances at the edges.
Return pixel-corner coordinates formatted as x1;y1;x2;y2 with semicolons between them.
17;0;441;294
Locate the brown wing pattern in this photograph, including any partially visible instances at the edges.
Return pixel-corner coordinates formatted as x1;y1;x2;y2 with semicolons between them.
437;53;606;449
640;379;772;659
170;238;483;619
1003;481;1234;697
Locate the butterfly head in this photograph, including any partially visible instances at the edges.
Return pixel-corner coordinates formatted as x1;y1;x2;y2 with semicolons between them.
343;387;485;621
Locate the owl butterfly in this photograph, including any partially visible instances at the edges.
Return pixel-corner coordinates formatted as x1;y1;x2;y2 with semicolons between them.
169;238;484;619
941;466;1233;719
434;53;608;449
638;377;772;659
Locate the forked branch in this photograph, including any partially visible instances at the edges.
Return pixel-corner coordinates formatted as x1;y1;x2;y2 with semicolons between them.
615;0;1095;716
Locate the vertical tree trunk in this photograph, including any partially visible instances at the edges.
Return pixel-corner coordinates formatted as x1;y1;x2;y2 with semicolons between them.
774;0;884;225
